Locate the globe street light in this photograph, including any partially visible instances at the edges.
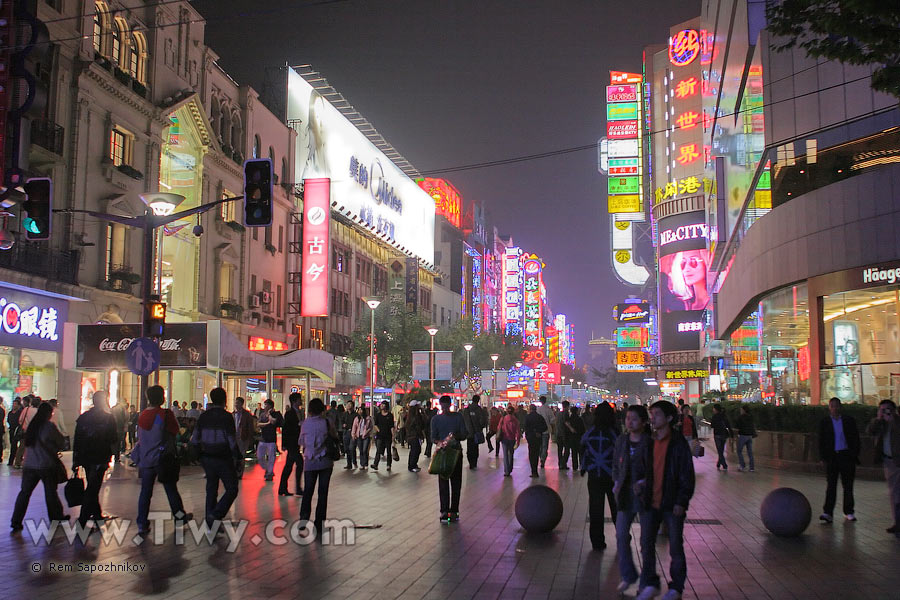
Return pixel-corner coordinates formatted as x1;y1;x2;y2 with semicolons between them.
426;326;439;399
490;353;499;400
363;297;381;414
463;343;474;394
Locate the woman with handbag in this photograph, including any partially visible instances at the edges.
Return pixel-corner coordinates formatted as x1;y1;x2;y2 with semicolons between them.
11;402;67;531
430;395;467;522
299;398;339;535
351;406;373;469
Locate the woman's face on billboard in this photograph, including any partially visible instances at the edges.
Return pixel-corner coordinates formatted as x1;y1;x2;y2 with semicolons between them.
680;251;706;286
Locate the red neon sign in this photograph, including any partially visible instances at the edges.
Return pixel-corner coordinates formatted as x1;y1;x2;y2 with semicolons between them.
249;336;289;351
675;111;701;130
676;144;701;165
674;77;698;99
301;178;330;316
417;177;461;229
607;120;638;140
669;29;700;66
610;71;642;85
606;84;638;102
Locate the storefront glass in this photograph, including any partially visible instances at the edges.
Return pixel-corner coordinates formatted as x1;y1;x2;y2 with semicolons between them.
821;284;900;404
0;347;57;407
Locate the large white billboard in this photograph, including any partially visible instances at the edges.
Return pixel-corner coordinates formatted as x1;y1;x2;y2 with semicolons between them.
287;68;435;263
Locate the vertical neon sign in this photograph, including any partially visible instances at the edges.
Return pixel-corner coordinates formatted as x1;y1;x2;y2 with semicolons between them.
301;178;331;316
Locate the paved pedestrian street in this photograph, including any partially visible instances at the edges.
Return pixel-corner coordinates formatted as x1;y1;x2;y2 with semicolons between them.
1;443;898;600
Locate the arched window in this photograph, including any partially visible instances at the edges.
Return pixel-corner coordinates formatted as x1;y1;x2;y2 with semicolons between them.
230;113;242;153
252;135;261;159
220;109;231;147
92;2;109;54
130;31;148;84
111;19;128;69
282;158;288;186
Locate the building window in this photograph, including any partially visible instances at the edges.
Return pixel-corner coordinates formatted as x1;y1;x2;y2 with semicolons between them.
220;189;236;222
252;135;261;159
109;127;132;166
218;262;234;302
104;223;127;279
278;226;283;253
131;32;148;84
276;284;282;317
112;19;129;70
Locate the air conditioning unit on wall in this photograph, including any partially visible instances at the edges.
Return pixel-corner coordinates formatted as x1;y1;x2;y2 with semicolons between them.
249;295;261;308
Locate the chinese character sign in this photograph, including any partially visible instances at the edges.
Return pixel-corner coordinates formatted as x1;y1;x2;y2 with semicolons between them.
669;29;700;66
523;257;542;349
0;286;68;353
301;178;331;316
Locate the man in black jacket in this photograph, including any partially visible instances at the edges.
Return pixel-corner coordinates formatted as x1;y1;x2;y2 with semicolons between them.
279;393;304;495
523;404;548;478
462;395;488;469
191;387;240;528
6;398;21;466
341;400;356;470
710;404;733;470
73;390;119;530
635;401;695;600
818;397;860;523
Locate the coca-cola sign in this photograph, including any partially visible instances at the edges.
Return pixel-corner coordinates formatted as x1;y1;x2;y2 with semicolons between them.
76;322;207;370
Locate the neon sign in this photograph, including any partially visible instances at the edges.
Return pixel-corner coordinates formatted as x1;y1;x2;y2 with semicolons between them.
607;120;638;140
665;369;709;379
606;84;638;102
676;143;701;165
0;298;58;340
416;177;461;229
249;336;289;351
669;29;700;66
674;77;699;99
504;248;522;337
659;222;708;246
676;321;703;332
301;178;331;316
610;71;642;84
675;111;701;130
523;257;542;348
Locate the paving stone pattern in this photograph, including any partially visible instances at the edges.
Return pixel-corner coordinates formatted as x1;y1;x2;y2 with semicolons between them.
0;440;897;599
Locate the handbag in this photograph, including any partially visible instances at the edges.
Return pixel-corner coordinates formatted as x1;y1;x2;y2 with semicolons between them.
391;444;400;462
157;435;180;483
428;444;461;479
690;439;705;458
39;434;67;484
64;468;85;507
325;434;341;461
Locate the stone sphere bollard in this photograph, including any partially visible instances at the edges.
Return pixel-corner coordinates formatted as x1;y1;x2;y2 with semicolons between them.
515;485;564;533
760;487;811;537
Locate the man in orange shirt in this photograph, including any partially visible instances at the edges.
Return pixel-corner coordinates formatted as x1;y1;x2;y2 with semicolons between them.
635;401;695;600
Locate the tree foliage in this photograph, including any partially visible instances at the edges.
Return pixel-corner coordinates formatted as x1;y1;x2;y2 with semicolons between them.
590;365;648;399
766;0;900;97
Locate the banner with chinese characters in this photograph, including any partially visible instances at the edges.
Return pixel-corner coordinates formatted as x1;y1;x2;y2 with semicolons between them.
522;256;543;349
0;285;68;353
405;257;419;310
665;369;709;379
301;178;331;316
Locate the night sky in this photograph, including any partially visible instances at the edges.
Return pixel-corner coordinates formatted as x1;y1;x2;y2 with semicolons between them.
190;0;699;371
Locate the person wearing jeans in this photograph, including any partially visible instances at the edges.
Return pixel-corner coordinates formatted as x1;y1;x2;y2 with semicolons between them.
279;394;304;496
499;405;520;476
710;404;733;471
818;397;860;523
536;397;554;469
735;406;756;472
633;402;695;600
341;400;355;469
256;400;282;481
351;407;372;469
613;405;651;595
405;401;425;472
299;398;337;535
10;403;66;531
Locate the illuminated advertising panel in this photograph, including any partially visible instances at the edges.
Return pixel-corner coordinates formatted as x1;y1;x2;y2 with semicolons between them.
607;102;639;121
607;139;640;158
286;69;435;262
416;177;461;229
533;362;561;384
0;285;68;352
607;195;642;213
523;257;542;348
555;314;569;366
568;324;575;366
608;177;640;195
607;120;638;140
608;157;639;176
610;71;642;84
546;326;560;363
300;178;330;316
606;84;638;102
616;351;647;372
658;210;709;352
504;248;522;338
249;337;289;351
669;29;700;66
614;303;651;324
616;327;649;348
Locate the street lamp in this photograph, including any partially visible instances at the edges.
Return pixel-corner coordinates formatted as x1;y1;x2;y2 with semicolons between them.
490;353;499;400
463;343;473;394
426;326;439;399
363;297;381;414
141;193;185;300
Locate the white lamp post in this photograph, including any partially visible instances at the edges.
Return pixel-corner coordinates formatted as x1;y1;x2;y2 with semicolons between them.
363;298;381;413
426;326;439;398
490;353;499;400
463;343;473;393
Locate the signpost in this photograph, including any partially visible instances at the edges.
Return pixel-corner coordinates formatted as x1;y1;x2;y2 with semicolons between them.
125;337;161;376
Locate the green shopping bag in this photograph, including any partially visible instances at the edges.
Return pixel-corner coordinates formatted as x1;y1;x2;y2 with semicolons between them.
428;445;461;479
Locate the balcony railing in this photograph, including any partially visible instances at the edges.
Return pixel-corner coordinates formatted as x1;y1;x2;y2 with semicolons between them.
0;241;79;285
31;119;65;155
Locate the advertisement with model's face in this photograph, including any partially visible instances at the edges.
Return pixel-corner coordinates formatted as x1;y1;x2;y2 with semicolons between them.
286;68;435;263
658;211;709;353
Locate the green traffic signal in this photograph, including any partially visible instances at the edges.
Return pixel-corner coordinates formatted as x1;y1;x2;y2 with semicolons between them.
22;178;53;241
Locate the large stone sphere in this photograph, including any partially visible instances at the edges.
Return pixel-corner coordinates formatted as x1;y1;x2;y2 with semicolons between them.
515;485;564;533
760;487;811;537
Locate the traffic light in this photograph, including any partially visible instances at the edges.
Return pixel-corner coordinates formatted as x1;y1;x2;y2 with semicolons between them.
243;158;273;227
21;177;52;240
144;300;167;337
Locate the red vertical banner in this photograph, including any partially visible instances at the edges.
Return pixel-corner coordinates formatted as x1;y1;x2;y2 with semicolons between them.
301;178;331;316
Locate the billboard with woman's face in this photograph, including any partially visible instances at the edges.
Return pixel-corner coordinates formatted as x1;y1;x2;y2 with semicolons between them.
658;211;709;352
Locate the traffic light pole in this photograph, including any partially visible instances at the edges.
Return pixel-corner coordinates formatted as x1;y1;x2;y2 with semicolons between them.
55;194;243;409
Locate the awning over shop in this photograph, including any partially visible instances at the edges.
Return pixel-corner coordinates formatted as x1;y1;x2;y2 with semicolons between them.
63;320;334;384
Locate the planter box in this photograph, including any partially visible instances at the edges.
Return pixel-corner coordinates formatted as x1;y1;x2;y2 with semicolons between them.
717;430;884;480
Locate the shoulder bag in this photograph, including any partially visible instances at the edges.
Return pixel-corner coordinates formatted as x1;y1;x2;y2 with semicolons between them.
324;422;341;461
64;466;85;507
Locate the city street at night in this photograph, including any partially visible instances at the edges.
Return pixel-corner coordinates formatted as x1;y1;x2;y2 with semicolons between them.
1;444;898;600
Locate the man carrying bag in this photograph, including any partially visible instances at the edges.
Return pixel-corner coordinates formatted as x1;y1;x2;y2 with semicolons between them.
72;391;119;531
